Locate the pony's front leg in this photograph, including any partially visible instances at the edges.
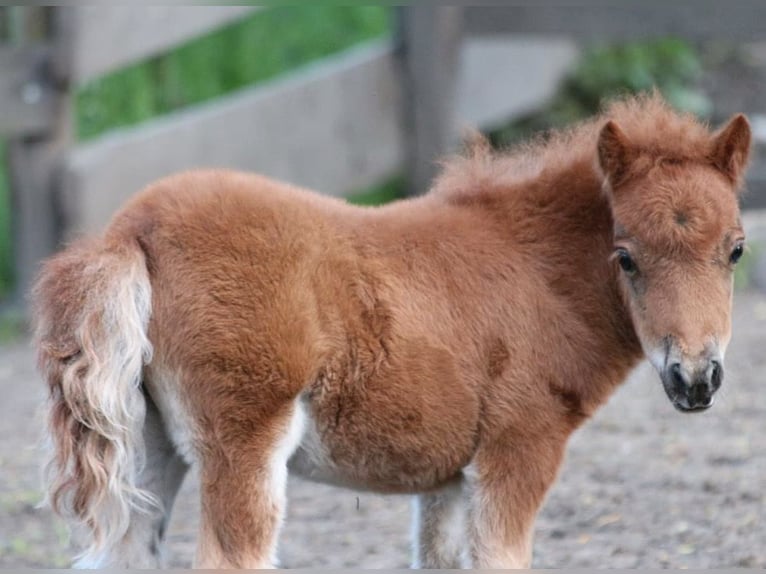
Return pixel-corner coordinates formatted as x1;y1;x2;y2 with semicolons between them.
411;478;467;568
194;403;304;569
465;436;565;569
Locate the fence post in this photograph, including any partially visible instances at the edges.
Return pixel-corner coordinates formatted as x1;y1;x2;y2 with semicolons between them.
6;7;73;309
396;6;463;196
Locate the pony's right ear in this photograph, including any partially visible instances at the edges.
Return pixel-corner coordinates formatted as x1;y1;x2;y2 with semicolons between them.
597;120;634;188
710;113;751;187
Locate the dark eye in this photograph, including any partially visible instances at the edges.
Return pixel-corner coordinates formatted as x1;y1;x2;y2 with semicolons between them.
730;242;745;265
616;249;637;275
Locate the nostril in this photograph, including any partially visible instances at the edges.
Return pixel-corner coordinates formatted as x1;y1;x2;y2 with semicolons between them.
690;383;711;406
710;360;723;391
670;362;685;389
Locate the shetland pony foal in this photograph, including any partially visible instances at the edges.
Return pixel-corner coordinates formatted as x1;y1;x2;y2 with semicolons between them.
33;95;750;568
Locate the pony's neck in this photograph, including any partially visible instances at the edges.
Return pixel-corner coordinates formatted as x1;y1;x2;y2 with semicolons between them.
498;155;645;409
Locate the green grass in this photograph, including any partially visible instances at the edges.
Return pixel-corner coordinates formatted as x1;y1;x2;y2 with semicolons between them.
77;6;390;140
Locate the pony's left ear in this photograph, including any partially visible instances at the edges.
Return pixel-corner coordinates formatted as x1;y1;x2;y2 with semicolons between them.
710;113;751;186
597;120;634;189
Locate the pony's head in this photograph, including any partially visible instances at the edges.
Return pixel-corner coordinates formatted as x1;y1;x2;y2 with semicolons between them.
598;108;750;412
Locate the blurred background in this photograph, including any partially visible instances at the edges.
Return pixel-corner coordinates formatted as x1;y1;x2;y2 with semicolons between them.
0;5;763;568
3;5;766;314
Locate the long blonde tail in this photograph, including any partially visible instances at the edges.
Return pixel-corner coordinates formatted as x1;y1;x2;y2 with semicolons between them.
32;238;155;567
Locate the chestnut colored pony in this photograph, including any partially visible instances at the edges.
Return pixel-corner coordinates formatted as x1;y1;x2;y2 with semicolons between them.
33;94;750;568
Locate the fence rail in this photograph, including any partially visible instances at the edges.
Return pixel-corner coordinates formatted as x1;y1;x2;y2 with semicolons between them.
69;6;258;83
62;42;402;234
62;37;577;235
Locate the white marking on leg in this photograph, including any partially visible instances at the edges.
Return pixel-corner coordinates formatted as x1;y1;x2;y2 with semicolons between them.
411;480;467;568
144;365;199;466
464;462;532;569
265;401;306;567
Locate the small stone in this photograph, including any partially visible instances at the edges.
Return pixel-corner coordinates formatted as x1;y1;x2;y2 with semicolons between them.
672;521;690;534
596;513;622;527
677;544;696;555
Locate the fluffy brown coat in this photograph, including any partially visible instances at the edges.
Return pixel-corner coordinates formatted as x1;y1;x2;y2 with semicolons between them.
32;94;750;568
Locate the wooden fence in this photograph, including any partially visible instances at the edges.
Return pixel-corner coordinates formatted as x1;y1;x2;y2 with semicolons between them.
1;4;765;306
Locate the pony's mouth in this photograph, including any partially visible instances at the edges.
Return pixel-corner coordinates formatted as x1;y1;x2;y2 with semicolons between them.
662;379;715;413
659;358;720;414
670;396;714;413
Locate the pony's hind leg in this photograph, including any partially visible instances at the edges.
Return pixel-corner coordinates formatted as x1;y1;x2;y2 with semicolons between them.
194;401;304;569
97;394;189;568
411;478;467;568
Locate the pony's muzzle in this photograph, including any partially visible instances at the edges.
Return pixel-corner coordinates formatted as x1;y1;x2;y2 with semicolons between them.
664;359;723;412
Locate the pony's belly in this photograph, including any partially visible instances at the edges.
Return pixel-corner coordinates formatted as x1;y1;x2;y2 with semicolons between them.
288;387;477;494
287;419;369;491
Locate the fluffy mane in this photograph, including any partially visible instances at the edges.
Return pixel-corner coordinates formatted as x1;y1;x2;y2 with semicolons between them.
432;92;715;201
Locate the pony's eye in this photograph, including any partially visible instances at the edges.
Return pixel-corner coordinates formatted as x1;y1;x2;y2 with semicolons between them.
730;242;745;265
616;249;637;275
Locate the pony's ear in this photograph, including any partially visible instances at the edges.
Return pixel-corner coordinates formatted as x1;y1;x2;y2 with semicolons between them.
710;113;751;185
597;120;634;187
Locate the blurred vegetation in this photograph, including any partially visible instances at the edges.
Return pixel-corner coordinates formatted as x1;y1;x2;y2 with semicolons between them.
491;38;711;147
0;307;24;344
346;176;405;207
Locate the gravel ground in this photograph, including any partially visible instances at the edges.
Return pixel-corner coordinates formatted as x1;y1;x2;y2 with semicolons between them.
0;285;763;568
